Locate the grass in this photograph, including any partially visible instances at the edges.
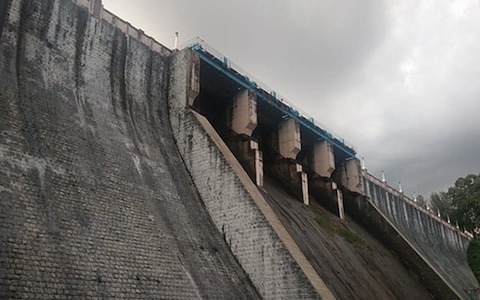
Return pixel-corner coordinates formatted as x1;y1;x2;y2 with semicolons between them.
314;214;336;233
468;237;480;284
339;228;362;244
314;213;363;245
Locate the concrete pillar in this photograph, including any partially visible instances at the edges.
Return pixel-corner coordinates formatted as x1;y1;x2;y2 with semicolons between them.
231;89;257;136
278;118;301;160
251;140;264;187
295;163;310;206
270;161;309;205
269;118;309;204
340;158;365;195
336;186;345;220
301;170;309;206
222;90;262;186
310;141;335;178
225;136;264;187
309;179;344;219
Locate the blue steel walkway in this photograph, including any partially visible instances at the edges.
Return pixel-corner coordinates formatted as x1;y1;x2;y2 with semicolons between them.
185;37;356;159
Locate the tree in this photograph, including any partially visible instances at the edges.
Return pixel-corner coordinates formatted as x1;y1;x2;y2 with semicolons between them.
429;191;451;218
416;194;428;209
428;173;480;231
448;174;480;231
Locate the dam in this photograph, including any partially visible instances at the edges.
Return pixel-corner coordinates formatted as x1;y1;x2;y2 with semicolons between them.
0;0;477;299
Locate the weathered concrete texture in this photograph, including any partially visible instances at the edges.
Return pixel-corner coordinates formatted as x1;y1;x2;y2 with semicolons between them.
230;89;257;136
168;49;333;299
344;195;461;299
261;176;434;300
0;0;260;298
278;118;301;160
339;158;364;195
364;178;477;299
309;141;335;178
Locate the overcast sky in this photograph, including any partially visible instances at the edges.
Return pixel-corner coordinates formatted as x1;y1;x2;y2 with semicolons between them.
103;0;480;198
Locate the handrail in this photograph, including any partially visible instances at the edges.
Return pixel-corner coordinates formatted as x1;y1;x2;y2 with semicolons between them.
183;37;357;155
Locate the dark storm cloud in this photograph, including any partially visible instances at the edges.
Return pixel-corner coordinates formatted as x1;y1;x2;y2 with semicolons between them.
103;0;480;199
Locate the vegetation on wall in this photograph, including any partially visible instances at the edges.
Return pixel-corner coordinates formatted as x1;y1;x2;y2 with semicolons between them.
314;214;336;234
314;213;362;245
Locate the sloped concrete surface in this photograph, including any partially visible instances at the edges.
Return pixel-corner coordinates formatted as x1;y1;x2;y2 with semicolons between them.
260;176;434;300
365;180;477;299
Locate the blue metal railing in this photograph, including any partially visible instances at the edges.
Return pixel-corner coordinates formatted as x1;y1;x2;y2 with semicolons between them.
184;37;357;158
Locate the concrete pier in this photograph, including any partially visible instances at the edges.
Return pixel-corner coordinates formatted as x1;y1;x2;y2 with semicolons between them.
310;140;335;178
278;118;301;160
309;179;345;219
340;158;364;195
269;118;308;204
231;89;257;136
223;89;264;186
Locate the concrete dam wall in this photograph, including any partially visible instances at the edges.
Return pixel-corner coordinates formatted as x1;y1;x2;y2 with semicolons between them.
0;0;261;298
167;48;433;299
1;0;477;299
184;36;477;299
360;173;477;299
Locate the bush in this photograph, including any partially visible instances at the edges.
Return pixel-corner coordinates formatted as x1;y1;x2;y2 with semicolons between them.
468;237;480;284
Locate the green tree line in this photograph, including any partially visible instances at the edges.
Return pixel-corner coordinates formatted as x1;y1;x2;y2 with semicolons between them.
426;173;480;285
429;173;480;232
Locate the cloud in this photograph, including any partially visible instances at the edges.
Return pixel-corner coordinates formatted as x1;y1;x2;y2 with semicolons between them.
103;0;480;197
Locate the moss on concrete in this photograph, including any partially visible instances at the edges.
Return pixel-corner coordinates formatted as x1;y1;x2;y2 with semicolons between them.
339;228;362;245
313;212;363;245
314;214;336;234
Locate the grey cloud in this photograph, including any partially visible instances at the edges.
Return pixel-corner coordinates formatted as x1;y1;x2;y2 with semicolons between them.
103;0;480;198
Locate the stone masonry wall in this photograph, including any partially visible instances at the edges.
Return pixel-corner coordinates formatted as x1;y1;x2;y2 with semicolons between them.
168;49;333;300
0;0;260;298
